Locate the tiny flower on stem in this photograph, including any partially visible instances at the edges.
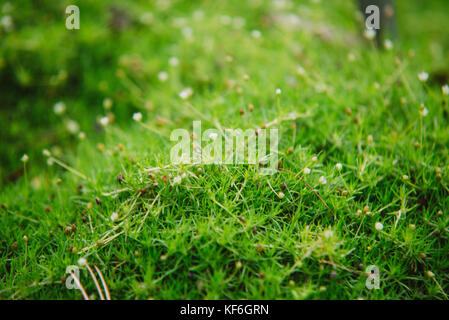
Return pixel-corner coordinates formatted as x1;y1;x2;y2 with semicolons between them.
419;104;428;117
111;212;119;222
77;257;87;266
53;102;66;115
42;149;51;157
133;112;143;122
296;66;306;75
251;30;261;38
173;176;182;184
442;84;449;96
66;119;79;134
418;72;429;82
179;88;193;100
363;29;376;40
158;71;168;82
100;116;109;126
375;222;384;231
103;98;113;110
384;39;393;50
169;56;179;67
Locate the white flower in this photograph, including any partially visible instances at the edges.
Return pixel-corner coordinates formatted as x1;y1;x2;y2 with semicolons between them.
442;84;449;95
296;65;306;75
173;176;182;184
375;222;384;231
233;16;245;29
220;15;232;25
140;12;154;25
418;72;429;82
66;119;79;134
384;39;393;50
158;71;168;82
419;104;428;117
47;158;54;166
78;132;86;140
251;30;261;38
1;15;13;31
336;163;342;171
347;53;356;62
311;156;318;162
181;26;193;39
77;258;87;266
169;56;179;67
209;132;218;140
21;154;29;163
363;29;376;40
179;87;193;100
193;10;205;21
276;88;282;95
111;212;119;222
99;116;109;126
304;167;311;174
322;230;334;239
42;149;51;157
133;112;143;122
53;101;66;115
103;98;113;110
420;108;428;117
278;192;285;199
319;176;327;184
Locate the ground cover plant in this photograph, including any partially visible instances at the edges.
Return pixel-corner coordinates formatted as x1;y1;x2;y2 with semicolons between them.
1;0;449;299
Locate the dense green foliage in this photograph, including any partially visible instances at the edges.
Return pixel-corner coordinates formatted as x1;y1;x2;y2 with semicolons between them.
1;0;449;299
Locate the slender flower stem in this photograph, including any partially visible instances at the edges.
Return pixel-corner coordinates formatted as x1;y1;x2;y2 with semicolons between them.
49;157;88;180
85;262;105;300
94;265;111;300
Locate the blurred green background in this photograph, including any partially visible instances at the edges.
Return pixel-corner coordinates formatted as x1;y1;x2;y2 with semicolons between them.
1;0;448;183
